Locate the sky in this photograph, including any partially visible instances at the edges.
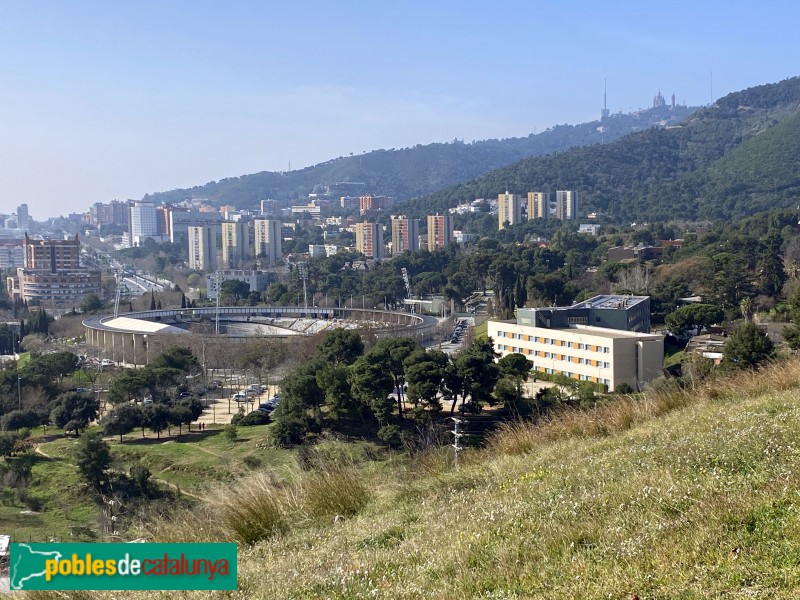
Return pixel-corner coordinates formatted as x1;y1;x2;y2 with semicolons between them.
1;0;799;219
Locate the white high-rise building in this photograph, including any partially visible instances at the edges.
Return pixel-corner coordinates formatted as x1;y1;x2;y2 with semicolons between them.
188;225;218;272
128;202;158;245
221;221;250;268
253;219;282;264
16;204;29;231
555;191;578;220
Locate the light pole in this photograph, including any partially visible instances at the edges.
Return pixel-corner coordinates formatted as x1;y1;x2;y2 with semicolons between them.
17;375;21;410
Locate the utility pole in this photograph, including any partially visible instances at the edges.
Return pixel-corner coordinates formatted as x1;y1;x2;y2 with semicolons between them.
215;271;221;334
17;375;21;410
297;262;308;314
450;417;464;469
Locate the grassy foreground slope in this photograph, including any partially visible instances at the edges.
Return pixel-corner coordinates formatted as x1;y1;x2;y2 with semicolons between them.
34;362;800;599
235;374;800;599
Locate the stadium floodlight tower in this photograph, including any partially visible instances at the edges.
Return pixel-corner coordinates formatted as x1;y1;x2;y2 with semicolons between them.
401;267;414;314
113;270;123;317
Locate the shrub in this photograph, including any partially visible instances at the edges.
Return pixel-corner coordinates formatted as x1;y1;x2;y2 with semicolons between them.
18;489;43;512
271;415;306;447
1;409;40;431
242;454;263;469
238;411;271;426
130;464;152;495
223;423;238;442
377;424;403;448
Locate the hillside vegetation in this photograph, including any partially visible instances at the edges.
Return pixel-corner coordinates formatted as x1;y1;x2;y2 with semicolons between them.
404;76;800;223
63;359;800;599
144;105;695;208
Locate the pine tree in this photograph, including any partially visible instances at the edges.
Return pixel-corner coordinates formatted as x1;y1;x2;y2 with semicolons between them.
150;292;156;311
181;293;186;309
157;300;162;310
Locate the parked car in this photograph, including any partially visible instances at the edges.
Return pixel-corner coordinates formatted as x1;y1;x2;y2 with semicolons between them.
179;391;193;398
232;391;247;401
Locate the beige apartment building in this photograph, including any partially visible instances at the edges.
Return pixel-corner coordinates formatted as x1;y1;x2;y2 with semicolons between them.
355;222;384;259
498;192;522;229
426;213;454;250
390;215;419;255
527;191;550;219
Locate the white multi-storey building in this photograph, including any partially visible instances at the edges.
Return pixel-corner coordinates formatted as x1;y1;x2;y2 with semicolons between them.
205;270;272;300
187;225;218;272
128;202;158;246
253;219;282;264
555;190;578;220
221;221;250;268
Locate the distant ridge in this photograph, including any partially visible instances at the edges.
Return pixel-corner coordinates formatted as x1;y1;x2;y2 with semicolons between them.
402;77;800;223
144;103;696;208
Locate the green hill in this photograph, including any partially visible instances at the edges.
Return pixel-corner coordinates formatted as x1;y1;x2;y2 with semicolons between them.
143;105;696;208
73;359;800;599
403;76;800;222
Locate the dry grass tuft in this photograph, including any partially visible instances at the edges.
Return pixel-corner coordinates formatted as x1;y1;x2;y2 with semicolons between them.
218;472;291;545
299;465;371;521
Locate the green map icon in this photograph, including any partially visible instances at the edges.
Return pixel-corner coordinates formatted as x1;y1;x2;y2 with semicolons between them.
10;543;63;590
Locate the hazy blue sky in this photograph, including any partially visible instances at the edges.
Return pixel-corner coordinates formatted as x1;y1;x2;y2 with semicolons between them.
1;1;799;218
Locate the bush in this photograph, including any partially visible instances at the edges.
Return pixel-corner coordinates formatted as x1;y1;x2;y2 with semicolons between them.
223;423;238;442
238;411;271;426
377;424;403;448
18;489;43;512
271;415;307;447
1;409;41;431
130;464;152;495
242;454;263;469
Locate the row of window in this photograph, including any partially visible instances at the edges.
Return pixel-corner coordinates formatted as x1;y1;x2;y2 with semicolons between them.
497;331;611;353
498;344;611;368
537;366;610;386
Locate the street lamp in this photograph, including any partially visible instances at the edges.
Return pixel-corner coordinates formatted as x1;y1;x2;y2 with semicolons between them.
17;375;21;410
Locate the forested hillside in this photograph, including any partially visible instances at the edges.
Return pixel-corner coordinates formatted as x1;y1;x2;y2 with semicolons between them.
143;105;695;208
402;77;800;222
